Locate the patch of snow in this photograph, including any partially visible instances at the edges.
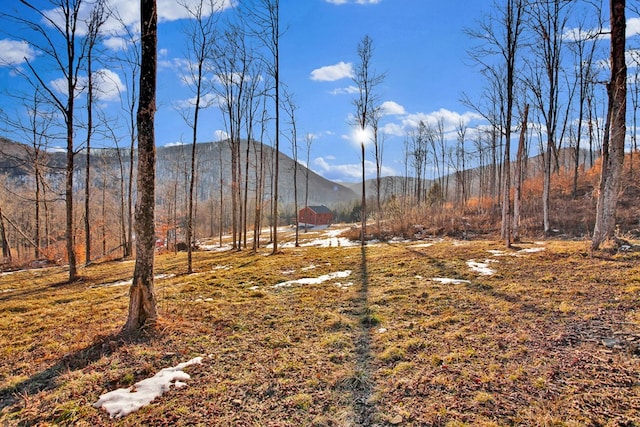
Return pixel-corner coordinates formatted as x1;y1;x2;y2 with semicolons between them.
466;260;496;276
249;286;259;290
93;357;203;418
431;277;471;285
91;273;175;289
301;264;317;271
0;288;16;293
518;247;545;254
412;243;434;248
299;236;359;248
378;327;388;333
199;243;233;252
335;281;354;289
273;270;352;288
487;249;507;256
212;265;231;270
1;269;28;276
91;279;132;288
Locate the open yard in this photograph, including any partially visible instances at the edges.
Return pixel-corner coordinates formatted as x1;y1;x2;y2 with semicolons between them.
0;226;639;426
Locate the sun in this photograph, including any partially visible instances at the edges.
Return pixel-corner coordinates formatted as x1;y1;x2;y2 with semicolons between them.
352;125;373;147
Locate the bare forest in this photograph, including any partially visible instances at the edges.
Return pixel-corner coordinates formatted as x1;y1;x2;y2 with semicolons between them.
0;0;639;425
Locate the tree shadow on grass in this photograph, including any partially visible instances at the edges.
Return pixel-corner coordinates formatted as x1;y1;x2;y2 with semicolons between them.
0;331;147;411
348;245;374;426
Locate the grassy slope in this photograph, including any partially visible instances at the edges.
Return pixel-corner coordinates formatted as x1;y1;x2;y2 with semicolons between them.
0;229;638;426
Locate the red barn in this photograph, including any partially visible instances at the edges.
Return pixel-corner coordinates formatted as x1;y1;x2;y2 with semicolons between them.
298;205;333;226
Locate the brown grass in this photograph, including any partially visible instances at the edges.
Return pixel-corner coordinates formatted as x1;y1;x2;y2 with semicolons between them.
0;229;639;426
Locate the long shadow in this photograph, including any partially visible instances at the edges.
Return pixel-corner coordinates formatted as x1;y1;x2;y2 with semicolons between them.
350;245;374;426
397;243;548;316
0;331;134;411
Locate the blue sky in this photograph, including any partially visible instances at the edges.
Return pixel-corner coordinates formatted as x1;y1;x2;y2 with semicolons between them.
0;0;622;183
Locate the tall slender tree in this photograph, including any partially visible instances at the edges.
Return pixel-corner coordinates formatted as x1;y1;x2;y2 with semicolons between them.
9;0;89;280
124;0;158;333
353;35;384;245
592;0;627;250
180;0;219;273
84;0;108;265
245;0;281;254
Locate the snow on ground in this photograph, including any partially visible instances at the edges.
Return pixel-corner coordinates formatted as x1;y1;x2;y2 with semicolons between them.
431;277;472;285
335;281;354;289
91;274;175;288
488;247;546;256
199;243;233;252
93;357;203;418
518;247;545;253
466;259;497;276
412;243;434;248
273;270;352;288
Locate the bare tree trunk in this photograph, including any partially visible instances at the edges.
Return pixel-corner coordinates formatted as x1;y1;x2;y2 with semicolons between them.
0;207;11;262
124;0;158;334
513;103;529;242
592;0;626;250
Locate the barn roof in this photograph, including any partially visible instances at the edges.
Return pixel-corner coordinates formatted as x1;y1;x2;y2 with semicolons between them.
306;205;332;214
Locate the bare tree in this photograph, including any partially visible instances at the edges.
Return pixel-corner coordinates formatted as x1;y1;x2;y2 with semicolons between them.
180;0;219;273
592;0;627;250
353;34;384;244
244;0;281;254
7;0;91;280
567;13;600;196
525;0;572;237
468;0;525;247
512;103;529;242
302;132;313;232
455;120;468;209
283;90;299;246
124;0;158;333
409;121;429;205
369;105;384;233
83;0;108;265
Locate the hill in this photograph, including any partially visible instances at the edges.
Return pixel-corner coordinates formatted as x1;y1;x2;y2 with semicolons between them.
0;138;359;208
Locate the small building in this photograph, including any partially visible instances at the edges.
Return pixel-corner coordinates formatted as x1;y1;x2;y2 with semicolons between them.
298;205;333;226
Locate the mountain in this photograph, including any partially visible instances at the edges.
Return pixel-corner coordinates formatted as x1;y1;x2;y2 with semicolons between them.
0;137;359;208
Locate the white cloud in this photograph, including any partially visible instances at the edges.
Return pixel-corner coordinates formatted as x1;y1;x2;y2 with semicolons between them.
380;100;406;116
310;61;354;82
381;122;405;137
214;129;229;141
42;0;236;40
50;69;125;102
330;85;359;95
176;92;222;109
313;156;395;181
564;17;640;42
103;36;129;51
628;17;640;37
0;39;38;66
165;141;186;147
402;109;483;132
93;69;126;101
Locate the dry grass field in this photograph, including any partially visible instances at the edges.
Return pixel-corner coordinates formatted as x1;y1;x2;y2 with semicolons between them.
0;226;638;426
